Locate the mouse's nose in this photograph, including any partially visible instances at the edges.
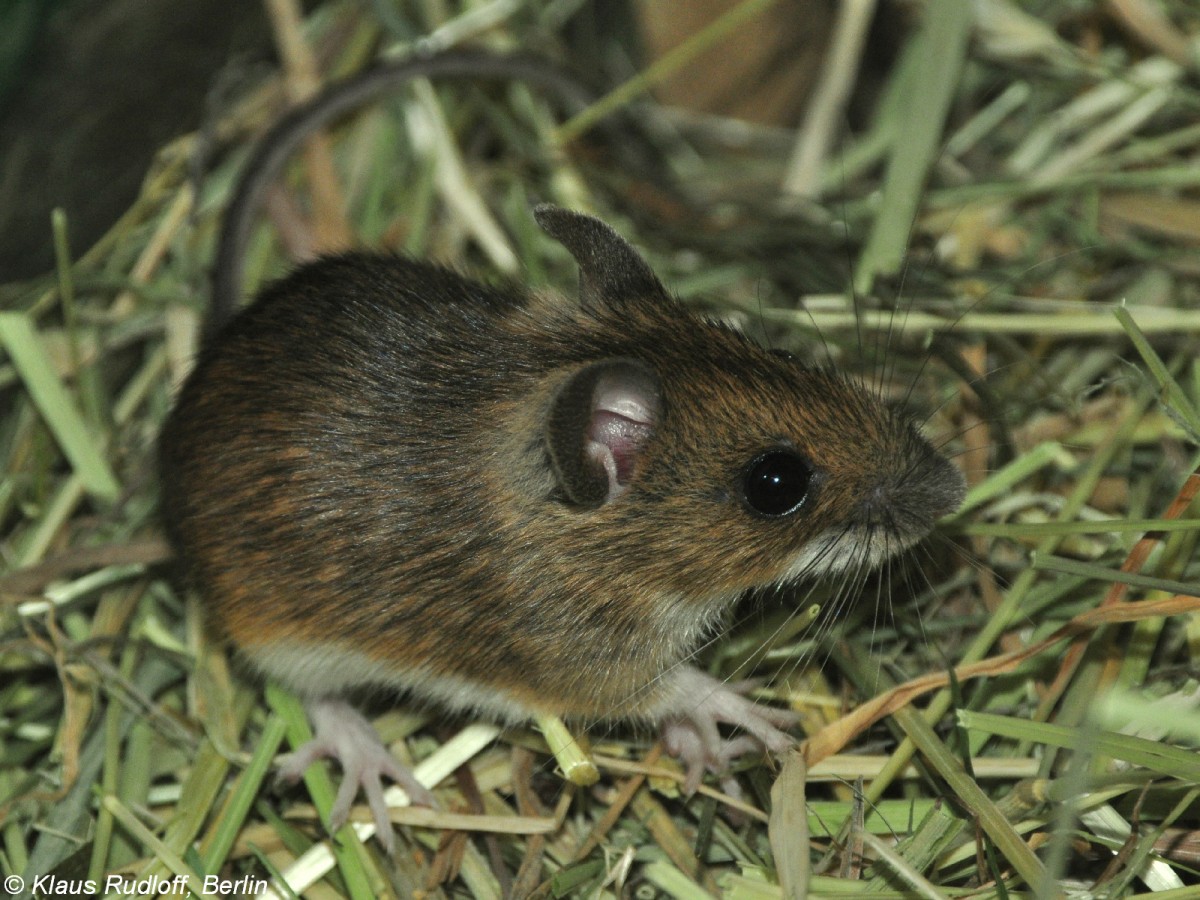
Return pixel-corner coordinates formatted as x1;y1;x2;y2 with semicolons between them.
858;444;965;537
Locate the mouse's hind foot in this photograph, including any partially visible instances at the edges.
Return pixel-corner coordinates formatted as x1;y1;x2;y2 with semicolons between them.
276;697;434;853
655;667;799;799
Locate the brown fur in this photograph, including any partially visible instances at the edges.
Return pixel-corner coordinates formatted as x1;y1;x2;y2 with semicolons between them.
159;209;964;723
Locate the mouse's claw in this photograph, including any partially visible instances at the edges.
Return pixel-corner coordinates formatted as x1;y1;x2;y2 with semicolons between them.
656;668;799;798
277;698;434;852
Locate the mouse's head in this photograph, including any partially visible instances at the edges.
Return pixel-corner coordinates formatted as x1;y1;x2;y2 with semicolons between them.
532;206;965;601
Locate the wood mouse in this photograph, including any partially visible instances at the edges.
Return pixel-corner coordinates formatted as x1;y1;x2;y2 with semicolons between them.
159;52;966;851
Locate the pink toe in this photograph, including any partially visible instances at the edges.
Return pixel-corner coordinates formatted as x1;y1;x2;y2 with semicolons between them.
281;699;425;849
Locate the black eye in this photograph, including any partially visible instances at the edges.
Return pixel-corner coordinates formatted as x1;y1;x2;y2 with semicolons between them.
742;450;813;517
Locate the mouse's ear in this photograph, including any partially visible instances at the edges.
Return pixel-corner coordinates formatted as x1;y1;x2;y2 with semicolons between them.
545;358;661;508
533;205;669;312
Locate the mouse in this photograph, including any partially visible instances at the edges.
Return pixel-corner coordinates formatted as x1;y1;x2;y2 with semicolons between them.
159;51;966;852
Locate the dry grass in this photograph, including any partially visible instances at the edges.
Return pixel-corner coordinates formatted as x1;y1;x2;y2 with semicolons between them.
4;0;1200;897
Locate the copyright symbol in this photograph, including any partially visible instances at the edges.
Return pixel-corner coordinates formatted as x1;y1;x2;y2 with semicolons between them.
4;875;23;893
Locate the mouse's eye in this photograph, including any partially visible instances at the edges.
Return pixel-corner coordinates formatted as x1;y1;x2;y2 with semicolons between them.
742;450;813;517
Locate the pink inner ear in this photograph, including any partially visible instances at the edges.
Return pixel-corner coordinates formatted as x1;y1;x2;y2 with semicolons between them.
589;410;654;485
586;375;659;494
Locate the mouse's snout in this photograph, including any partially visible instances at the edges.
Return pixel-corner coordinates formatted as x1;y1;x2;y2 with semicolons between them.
857;441;965;538
925;452;968;520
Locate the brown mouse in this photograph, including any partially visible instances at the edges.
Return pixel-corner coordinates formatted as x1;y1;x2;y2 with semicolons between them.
159;53;965;852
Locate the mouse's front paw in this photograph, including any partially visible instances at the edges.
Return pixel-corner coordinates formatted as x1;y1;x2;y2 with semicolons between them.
277;698;434;853
655;669;799;797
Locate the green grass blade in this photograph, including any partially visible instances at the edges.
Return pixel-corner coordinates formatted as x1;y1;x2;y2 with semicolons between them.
1115;305;1200;441
1032;554;1200;598
854;0;973;295
960;711;1200;781
0;312;119;503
